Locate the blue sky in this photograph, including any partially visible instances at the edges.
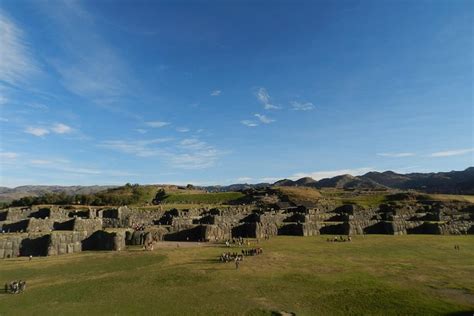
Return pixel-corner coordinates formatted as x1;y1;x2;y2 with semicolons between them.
0;0;472;187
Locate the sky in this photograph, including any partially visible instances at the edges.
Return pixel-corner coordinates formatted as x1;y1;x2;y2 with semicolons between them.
0;0;473;187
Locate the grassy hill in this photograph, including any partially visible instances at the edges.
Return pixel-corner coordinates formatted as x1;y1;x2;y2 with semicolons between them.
1;235;473;315
274;186;322;205
159;191;244;205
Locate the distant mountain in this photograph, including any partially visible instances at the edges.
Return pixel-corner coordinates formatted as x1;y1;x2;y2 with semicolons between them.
295;177;318;186
315;174;386;190
273;179;296;187
0;185;116;203
360;167;474;194
201;183;271;192
271;167;474;194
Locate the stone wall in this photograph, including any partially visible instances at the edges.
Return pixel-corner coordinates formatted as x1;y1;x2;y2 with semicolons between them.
0;234;24;258
82;230;126;251
47;231;87;256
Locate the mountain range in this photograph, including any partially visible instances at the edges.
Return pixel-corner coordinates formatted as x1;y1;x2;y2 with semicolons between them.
208;167;474;194
1;167;473;203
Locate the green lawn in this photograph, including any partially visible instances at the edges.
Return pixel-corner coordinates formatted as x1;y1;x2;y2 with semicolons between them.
161;192;244;204
1;235;473;315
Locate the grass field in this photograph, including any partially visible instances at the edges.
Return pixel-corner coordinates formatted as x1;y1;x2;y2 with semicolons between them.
1;236;473;315
160;192;245;204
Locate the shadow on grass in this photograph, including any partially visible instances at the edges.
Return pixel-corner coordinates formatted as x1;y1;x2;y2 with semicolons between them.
445;311;474;316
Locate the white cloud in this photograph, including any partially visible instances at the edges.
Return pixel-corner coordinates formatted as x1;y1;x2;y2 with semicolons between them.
241;120;258;127
255;113;275;124
176;127;190;133
40;1;140;116
429;148;474;157
29;158;69;165
25;127;49;137
0;152;18;160
236;177;253;182
170;139;223;169
0;10;39;85
210;90;221;96
377;152;415;158
30;159;54;165
146;121;170;128
135;129;147;134
256;87;280;110
28;103;49;111
291;101;315;111
51;123;72;134
100;137;224;169
99;138;172;157
0;95;8;105
291;167;374;180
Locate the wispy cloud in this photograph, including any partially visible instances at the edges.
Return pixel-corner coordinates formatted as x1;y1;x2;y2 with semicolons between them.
377;152;415;158
241;120;258;127
29;158;70;165
169;138;224;169
210;90;221;96
255;113;275;124
0;151;19;160
99;138;172;157
99;137;224;169
0;10;39;85
25;127;50;137
27;157;136;177
256;87;279;110
146;121;170;128
291;167;374;180
28;103;49;111
51;123;72;134
291;101;315;111
24;122;74;137
40;1;140;114
176;127;190;133
0;95;8;106
429;148;474;157
134;129;147;134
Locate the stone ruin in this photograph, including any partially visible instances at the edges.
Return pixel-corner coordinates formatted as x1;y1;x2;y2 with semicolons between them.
0;196;473;259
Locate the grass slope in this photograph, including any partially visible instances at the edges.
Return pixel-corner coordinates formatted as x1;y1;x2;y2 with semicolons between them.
161;192;244;204
1;236;473;315
274;186;322;205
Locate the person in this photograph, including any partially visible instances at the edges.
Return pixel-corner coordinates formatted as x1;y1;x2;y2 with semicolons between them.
19;281;26;293
29;255;33;261
12;281;18;294
235;258;240;270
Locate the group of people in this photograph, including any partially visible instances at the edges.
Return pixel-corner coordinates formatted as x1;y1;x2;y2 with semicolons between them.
219;252;244;263
132;223;146;231
5;280;26;294
219;247;264;270
225;237;246;247
242;248;263;256
327;236;352;242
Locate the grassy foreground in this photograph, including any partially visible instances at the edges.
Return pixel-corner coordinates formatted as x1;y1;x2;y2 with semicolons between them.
0;236;473;315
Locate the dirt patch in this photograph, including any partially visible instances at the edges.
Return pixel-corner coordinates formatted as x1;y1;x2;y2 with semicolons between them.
435;288;474;306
